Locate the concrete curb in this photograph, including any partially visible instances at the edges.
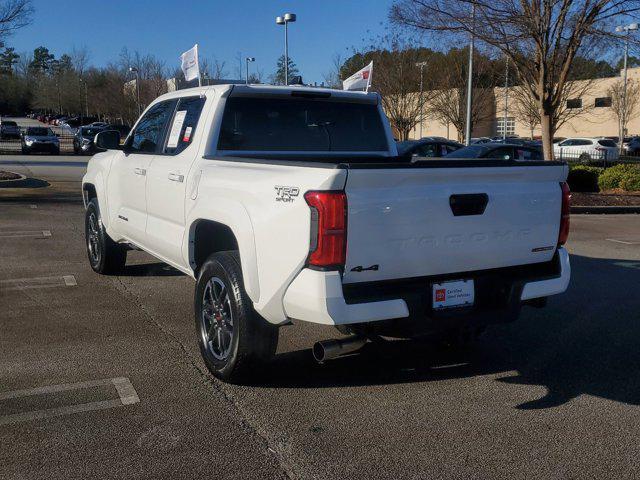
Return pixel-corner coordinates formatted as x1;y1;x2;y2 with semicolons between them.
571;206;640;214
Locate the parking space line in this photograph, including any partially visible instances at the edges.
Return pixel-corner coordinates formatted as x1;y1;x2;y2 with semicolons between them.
606;238;640;245
0;230;51;239
0;377;140;426
0;275;77;291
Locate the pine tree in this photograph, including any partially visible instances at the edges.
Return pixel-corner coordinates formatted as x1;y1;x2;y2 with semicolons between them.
272;55;299;85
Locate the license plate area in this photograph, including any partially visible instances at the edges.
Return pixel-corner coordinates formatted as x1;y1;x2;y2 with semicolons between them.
432;279;474;310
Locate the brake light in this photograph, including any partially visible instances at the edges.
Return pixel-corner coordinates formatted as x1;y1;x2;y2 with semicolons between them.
558;182;571;246
304;191;347;269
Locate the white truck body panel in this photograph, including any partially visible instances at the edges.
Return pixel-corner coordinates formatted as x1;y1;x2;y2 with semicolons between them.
342;164;567;284
83;84;571;328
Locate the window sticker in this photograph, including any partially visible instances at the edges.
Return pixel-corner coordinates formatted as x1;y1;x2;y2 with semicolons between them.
167;110;187;148
183;126;193;143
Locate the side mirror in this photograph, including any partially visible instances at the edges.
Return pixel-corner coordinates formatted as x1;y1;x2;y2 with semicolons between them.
95;130;121;150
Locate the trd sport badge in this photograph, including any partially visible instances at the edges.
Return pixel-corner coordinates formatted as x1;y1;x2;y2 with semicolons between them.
274;186;300;203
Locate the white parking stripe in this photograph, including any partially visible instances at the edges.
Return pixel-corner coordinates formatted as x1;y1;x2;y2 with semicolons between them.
0;275;77;291
606;238;640;245
0;377;140;426
0;230;51;239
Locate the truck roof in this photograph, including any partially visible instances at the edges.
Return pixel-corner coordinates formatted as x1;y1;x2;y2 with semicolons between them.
155;84;379;104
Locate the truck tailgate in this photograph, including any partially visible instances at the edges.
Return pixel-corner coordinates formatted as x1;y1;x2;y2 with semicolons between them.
342;163;567;284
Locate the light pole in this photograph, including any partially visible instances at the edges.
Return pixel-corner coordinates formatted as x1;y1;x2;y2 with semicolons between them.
464;4;476;146
503;56;509;141
129;66;141;116
276;13;296;85
415;61;428;138
615;22;638;152
245;57;255;85
79;78;88;118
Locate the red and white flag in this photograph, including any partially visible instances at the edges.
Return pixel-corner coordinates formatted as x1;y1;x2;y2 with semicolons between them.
180;44;200;83
342;61;373;91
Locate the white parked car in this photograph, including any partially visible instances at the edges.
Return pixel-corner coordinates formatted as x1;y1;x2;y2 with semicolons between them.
82;84;572;383
553;137;619;162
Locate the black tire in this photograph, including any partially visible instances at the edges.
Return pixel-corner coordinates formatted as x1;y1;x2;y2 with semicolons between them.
21;147;28;155
579;153;591;163
85;199;127;274
194;251;278;383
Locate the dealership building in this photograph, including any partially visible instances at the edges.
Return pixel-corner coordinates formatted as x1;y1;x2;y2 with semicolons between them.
411;66;640;141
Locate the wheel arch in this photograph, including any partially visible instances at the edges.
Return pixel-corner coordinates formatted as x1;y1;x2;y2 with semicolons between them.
187;202;260;302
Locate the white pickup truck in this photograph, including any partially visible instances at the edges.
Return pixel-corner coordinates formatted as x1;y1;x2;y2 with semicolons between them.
82;84;571;383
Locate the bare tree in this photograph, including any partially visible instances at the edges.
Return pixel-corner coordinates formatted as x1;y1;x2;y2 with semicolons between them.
391;0;640;159
70;45;90;77
511;86;540;138
0;0;32;40
427;49;496;142
322;52;344;88
609;78;640;140
354;34;432;140
511;77;597;138
212;57;227;80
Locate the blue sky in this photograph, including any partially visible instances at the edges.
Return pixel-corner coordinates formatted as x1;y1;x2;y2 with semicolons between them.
8;0;393;83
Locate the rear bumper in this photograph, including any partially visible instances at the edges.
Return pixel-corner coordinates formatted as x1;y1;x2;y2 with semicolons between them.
282;248;570;327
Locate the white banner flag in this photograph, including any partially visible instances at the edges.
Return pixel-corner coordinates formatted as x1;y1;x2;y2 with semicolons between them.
342;61;373;91
180;44;200;83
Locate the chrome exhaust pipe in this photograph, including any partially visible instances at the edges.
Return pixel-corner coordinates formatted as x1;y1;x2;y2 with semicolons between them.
312;336;367;363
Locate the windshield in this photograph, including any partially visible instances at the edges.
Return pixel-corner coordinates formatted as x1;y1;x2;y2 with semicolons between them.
446;145;489;158
81;127;103;137
218;97;388;152
27;127;52;136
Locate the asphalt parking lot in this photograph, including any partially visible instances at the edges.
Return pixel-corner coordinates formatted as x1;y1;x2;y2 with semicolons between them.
1;184;640;478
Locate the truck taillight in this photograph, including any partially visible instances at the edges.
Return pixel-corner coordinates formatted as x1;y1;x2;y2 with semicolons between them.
304;191;347;269
558;182;571;246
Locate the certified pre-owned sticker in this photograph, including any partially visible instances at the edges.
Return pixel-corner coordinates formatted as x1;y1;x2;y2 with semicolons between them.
274;186;300;203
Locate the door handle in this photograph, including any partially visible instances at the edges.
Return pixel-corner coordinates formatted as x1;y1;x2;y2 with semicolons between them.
134;167;146;176
168;172;184;183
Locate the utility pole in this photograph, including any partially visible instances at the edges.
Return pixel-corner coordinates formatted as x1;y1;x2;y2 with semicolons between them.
276;13;297;85
416;61;428;138
245;57;255;85
503;56;509;141
464;4;475;146
129;66;141;117
616;23;638;152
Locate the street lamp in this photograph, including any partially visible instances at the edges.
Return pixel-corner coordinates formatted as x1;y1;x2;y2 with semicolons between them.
464;4;476;146
245;57;255;85
276;12;296;85
615;22;639;151
129;66;141;116
79;78;88;118
415;61;428;138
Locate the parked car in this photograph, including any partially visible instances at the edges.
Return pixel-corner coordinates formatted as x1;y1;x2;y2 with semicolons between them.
396;137;463;158
623;136;640;155
553;137;619;162
20;126;60;154
73;126;106;154
0;119;21;139
82;84;571;382
470;137;492;144
446;142;543;161
89;122;110;128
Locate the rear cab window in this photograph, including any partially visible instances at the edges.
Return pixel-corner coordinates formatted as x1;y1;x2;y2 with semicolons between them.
218;96;388;152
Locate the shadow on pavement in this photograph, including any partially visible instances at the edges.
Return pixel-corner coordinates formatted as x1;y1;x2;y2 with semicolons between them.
258;254;640;410
120;262;184;277
0;177;49;189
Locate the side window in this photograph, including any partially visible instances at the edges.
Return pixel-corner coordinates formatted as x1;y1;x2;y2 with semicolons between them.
519;148;542;161
559;140;573;147
489;147;513;160
416;143;438;157
128;100;176;153
164;96;206;155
